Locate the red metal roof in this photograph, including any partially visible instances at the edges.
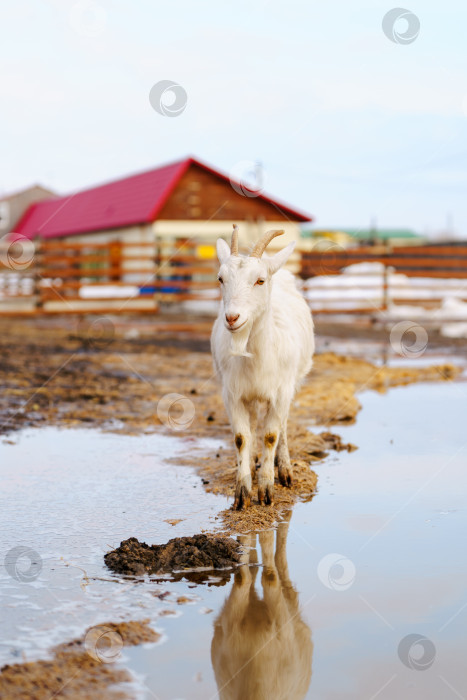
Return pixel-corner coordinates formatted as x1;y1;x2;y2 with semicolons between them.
13;157;311;239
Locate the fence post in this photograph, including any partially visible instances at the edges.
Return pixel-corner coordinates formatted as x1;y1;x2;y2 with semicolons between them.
381;244;392;367
34;237;42;311
382;243;391;313
382;264;389;312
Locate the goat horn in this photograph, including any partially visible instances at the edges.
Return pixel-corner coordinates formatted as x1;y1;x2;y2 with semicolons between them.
250;229;285;258
231;224;239;255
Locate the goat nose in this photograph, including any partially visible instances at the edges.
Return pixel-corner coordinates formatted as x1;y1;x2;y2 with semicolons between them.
225;313;240;326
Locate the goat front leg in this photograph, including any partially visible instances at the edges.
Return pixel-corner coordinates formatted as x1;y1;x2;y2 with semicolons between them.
276;422;293;487
230;399;252;510
258;404;281;506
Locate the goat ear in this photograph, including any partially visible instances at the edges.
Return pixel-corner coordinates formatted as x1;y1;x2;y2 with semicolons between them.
216;238;230;264
267;241;296;275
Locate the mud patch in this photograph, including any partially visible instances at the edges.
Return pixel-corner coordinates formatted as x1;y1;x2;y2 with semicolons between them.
0;620;158;700
172;431;353;533
0;317;461;534
0;318;460;438
297;430;358;460
104;534;242;577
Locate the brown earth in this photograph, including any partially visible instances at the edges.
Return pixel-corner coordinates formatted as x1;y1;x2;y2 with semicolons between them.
0;316;461;533
0;620;159;700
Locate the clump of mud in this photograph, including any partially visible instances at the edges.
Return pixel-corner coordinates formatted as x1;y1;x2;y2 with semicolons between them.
0;620;158;700
104;534;242;576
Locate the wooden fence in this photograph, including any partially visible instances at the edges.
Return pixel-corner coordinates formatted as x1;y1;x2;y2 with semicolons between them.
300;243;467;320
0;237;219;314
300;244;467;279
1;237;467;324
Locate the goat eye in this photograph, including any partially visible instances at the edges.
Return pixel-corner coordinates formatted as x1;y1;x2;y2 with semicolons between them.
255;279;265;286
218;277;223;284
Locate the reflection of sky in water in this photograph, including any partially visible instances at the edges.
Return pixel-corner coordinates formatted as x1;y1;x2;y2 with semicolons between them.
0;428;229;668
1;381;466;699
284;382;467;699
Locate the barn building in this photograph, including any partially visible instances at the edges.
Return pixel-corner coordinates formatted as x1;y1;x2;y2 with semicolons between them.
14;156;312;249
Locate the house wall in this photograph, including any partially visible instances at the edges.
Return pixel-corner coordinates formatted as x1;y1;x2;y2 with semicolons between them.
158;163;307;227
0;186;55;235
61;225;153;245
152;219;301;249
47;219;302;250
58;225;153;254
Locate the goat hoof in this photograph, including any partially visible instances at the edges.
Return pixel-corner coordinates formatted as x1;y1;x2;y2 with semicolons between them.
278;466;293;488
258;484;274;506
234;484;251;510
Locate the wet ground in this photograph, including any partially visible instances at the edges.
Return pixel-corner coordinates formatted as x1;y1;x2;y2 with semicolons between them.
0;315;461;535
0;315;464;440
1;380;467;698
1;317;467;698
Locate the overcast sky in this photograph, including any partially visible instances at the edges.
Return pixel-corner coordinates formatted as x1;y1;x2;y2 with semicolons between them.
1;0;467;236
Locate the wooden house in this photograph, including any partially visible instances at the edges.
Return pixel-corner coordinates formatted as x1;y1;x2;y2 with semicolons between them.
15;156;312;249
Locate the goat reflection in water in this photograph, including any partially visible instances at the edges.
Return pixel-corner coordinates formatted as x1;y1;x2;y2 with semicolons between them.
211;513;313;700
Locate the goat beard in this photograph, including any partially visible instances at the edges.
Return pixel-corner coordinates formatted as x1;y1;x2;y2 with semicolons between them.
229;320;253;358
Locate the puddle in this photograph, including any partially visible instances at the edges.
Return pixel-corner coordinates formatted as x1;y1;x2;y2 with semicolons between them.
2;381;467;698
316;333;467;373
0;428;229;665
115;382;467;700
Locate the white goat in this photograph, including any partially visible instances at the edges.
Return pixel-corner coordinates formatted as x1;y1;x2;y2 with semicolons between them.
211;225;315;509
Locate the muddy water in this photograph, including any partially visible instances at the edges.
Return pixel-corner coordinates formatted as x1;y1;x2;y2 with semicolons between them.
1;381;467;699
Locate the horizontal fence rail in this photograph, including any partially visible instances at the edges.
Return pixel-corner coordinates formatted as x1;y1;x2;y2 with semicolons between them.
1;238;467;330
300;245;467;279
